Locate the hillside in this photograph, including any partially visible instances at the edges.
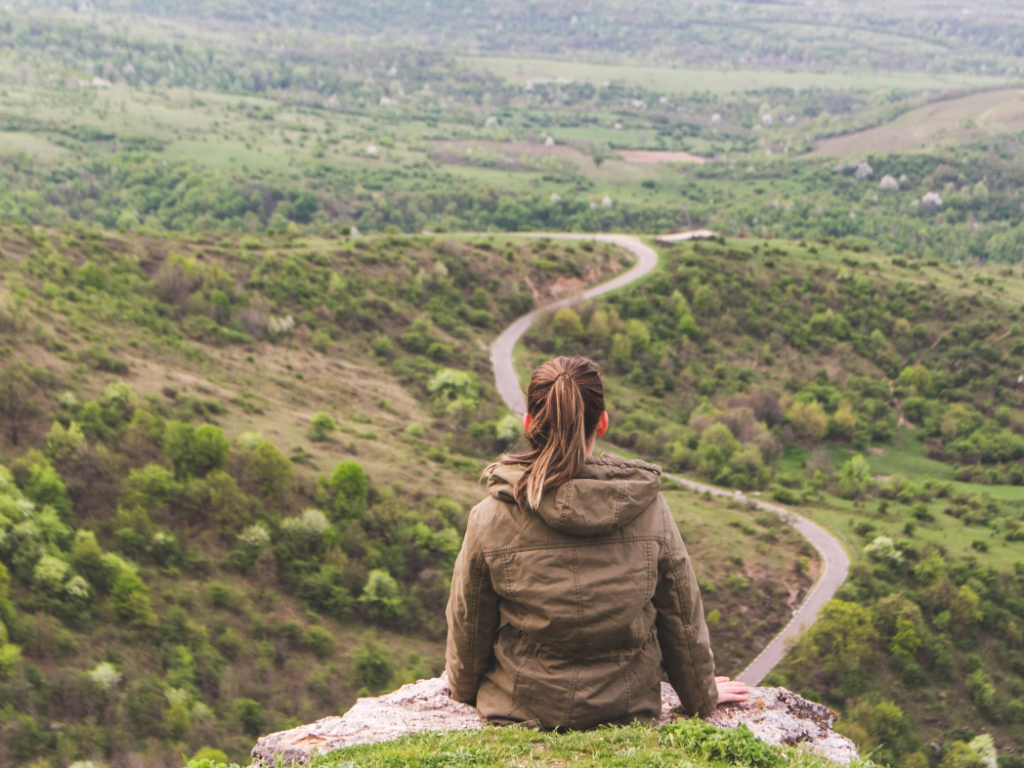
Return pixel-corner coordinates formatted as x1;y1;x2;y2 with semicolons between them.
521;236;1024;767
0;226;815;768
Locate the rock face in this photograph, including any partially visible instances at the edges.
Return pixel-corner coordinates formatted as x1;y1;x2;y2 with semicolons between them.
251;677;858;767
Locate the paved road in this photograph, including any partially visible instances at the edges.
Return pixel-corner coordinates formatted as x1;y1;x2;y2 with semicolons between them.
489;233;851;686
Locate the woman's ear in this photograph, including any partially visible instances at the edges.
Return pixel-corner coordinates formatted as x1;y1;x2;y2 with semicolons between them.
523;413;533;433
596;411;609;437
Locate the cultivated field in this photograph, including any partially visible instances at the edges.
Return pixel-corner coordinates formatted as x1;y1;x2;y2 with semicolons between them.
812;88;1024;156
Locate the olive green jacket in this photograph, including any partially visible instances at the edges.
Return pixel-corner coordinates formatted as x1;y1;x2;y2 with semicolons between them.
445;453;718;730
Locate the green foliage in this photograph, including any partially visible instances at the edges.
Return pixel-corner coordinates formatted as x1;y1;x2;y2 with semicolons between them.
660;719;782;768
304;626;336;660
247;439;294;501
231;697;264;737
308;412;338;442
329;460;369;519
110;568;158;628
351;638;395;694
360;569;405;623
165;422;230;479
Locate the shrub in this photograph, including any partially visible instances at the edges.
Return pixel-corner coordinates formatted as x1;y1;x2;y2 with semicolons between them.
164;422;229;479
110;569;158;628
660;719;782;768
772;487;799;505
304;626;335;660
45;421;85;463
231;697;264;737
191;748;230;764
307;412;337;441
329;460;369;519
121;464;181;512
248;440;293;501
351;638;394;693
359;569;404;622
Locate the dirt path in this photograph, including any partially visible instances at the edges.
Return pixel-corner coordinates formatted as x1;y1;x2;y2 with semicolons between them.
489;233;850;686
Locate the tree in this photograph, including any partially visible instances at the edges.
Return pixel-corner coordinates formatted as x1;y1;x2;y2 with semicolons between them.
0;365;38;446
788;400;827;441
248;440;293;501
351;638;394;693
329;460;369;518
838;455;872;499
164;422;229;479
697;423;741;482
231;698;264;737
782;600;877;694
111;569;158;628
45;421;85;463
359;569;404;622
950;584;982;629
551;307;583;338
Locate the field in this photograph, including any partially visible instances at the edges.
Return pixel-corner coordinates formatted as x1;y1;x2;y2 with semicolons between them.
811;88;1024;156
462;56;1008;96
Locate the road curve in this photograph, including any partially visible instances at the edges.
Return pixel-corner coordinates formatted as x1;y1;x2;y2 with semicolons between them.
489;233;851;686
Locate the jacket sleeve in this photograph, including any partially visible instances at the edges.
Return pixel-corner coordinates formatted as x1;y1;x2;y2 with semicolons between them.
651;495;718;717
445;504;501;705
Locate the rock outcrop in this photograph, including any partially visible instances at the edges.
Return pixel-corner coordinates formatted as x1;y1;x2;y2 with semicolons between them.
251;677;858;767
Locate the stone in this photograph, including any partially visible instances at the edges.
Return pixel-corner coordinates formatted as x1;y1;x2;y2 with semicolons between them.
250;677;858;767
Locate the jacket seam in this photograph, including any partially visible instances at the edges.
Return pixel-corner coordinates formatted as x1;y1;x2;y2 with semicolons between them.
483;534;663;556
664;502;714;715
508;649;532;720
467;541;484;694
555;480;573;530
563;661;581;727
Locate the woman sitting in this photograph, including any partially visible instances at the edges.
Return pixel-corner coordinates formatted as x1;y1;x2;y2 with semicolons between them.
445;356;747;729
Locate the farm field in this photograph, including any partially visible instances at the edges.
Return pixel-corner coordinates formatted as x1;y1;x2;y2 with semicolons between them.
461;56;1010;95
811;88;1024;156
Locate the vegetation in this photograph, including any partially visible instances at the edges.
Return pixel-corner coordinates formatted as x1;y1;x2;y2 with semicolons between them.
5;1;1024;766
524;236;1024;763
0;226;813;767
184;716;870;768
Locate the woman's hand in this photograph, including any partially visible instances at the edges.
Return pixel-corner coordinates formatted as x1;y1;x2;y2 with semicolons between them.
716;676;749;704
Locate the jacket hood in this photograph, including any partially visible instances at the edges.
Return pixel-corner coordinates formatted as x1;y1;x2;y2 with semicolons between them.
484;453;662;536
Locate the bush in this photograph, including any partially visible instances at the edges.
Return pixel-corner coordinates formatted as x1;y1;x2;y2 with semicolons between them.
248;440;293;501
329;460;369;519
164;422;230;479
304;626;335;660
110;569;158;628
359;569;404;622
659;719;782;768
231;697;264;737
307;412;337;441
351;638;394;693
771;487;800;505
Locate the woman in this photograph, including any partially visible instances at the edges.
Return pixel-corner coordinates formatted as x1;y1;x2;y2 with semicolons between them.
446;356;748;729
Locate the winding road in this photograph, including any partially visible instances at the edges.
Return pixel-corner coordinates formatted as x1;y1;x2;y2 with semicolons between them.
490;234;850;686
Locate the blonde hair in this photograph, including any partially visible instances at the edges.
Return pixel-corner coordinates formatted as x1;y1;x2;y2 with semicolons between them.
500;356;605;510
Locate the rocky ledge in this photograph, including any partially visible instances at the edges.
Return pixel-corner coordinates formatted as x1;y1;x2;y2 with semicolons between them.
251;677;858;767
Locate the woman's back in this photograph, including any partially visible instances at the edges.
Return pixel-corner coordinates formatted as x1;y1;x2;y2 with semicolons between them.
445;356;731;730
446;453;718;729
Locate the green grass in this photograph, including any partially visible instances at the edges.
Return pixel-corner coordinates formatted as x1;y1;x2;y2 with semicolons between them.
293;716;859;768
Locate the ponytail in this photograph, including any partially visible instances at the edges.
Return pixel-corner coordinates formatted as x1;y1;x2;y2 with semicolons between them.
498;357;605;510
